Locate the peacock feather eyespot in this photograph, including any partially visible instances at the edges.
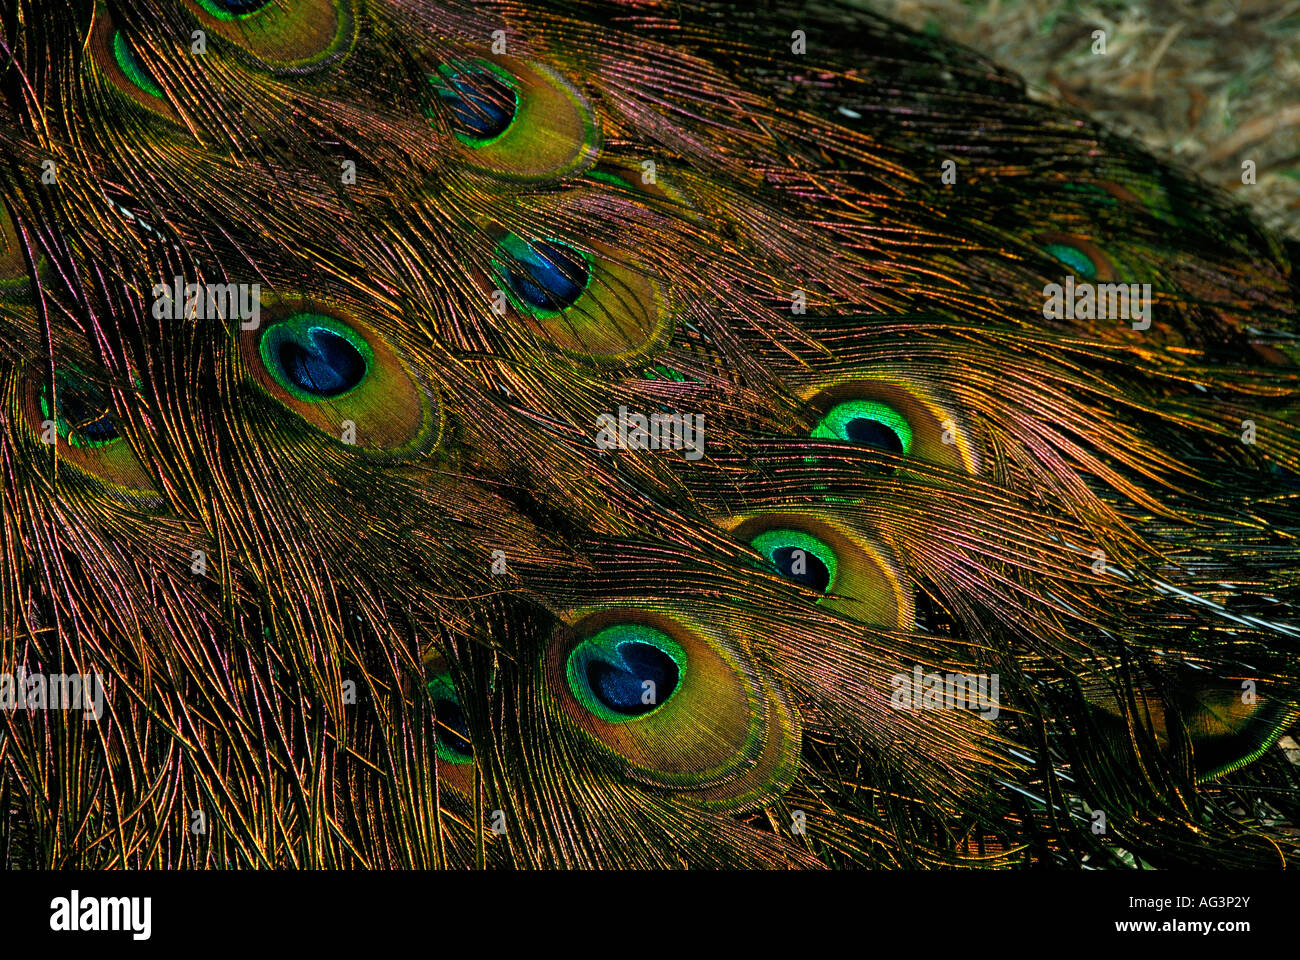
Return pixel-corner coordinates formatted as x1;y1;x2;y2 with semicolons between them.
566;624;686;723
426;674;474;764
88;6;180;121
728;513;912;628
484;223;668;361
1044;243;1096;280
545;609;799;809
182;0;356;71
39;370;123;449
802;380;977;474
749;529;837;593
240;303;442;459
494;234;592;318
587;160;695;213
195;0;275;19
111;30;163;99
259;314;372;402
16;364;155;495
811;398;913;456
428;55;599;180
431;61;520;145
1037;233;1115;283
1082;675;1300;783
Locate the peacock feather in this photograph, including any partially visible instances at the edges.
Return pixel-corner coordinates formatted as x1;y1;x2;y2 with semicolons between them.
0;0;1297;870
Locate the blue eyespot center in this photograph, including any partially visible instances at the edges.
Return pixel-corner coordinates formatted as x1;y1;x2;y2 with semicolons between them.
40;371;121;448
844;417;903;453
262;320;368;399
770;545;831;592
586;641;679;716
566;626;686;722
499;237;590;313
750;529;838;595
434;64;518;141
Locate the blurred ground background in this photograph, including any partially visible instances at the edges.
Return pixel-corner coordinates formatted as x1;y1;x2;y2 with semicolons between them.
850;0;1300;239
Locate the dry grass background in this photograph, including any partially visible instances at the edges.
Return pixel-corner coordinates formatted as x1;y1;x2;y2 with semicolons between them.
851;0;1300;239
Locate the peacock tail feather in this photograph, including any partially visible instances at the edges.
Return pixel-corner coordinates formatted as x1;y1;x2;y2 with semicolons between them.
0;0;1297;869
